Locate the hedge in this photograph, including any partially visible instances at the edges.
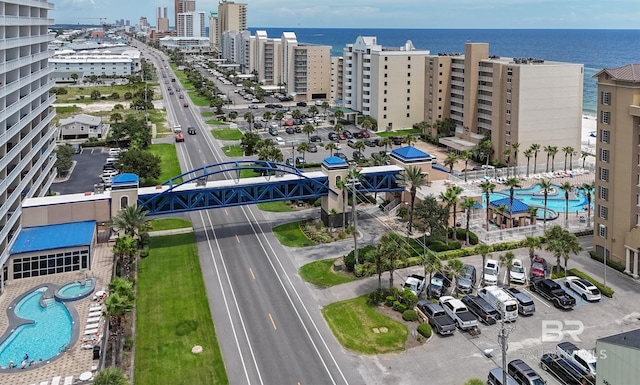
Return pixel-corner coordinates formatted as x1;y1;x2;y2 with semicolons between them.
417;323;432;338
402;310;418;322
589;251;626;273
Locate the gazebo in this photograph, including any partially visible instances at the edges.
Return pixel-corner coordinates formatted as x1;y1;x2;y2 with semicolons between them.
489;197;535;228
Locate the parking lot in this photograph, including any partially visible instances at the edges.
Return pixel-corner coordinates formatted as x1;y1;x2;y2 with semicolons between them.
52;147;109;194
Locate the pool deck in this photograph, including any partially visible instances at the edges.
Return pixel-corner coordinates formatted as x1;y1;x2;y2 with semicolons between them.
0;241;113;385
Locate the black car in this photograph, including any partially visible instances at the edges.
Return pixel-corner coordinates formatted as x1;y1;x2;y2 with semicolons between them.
294;126;302;133
187;126;197;135
285;127;295;134
353;132;364;139
274;103;283;108
540;353;594;385
328;132;337;141
293;118;302;125
391;136;403;145
461;295;499;325
334;152;348;161
295;156;306;166
530;278;576;309
310;135;322;142
254;122;263;130
296;101;307;107
427;272;451;299
352;151;364;161
265;103;277;109
364;139;376;147
342;130;354;139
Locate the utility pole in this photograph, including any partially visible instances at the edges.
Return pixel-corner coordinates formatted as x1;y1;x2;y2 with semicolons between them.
498;303;514;385
349;166;360;267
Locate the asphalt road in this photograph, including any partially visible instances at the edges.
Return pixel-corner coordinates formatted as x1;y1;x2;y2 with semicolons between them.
52;148;108;194
140;45;365;385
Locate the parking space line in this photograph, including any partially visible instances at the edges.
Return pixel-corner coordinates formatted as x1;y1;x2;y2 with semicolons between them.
522;288;551;308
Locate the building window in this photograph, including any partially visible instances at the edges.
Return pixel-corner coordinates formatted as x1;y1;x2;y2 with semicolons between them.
507;77;512;83
506;120;511;125
599;167;609;181
506;99;511;104
598;205;608;219
506;88;512;93
407;113;410;117
407;105;410;110
601;110;610;124
507;68;513;76
384;57;388;61
439;63;443;67
383;106;387;111
601;130;610;143
407;89;410;93
600;148;610;163
598;224;607;238
384;90;387;95
407;80;411;85
384;65;388;70
384;73;388;78
408;56;411;61
383;114;387;119
439;80;442;84
599;186;609;201
407;97;410;101
601;91;611;105
384;98;387;102
506;130;511;135
506;109;511;114
384;81;387;86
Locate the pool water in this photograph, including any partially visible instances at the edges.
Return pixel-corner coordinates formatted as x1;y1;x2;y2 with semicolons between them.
57;280;94;299
0;288;73;367
486;184;592;214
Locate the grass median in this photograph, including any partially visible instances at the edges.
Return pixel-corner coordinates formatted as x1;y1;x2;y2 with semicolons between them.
222;145;243;157
149;218;192;231
135;232;228;385
376;128;421;137
256;201;293;212
272;221;317;247
299;259;355;287
211;128;242;141
149;143;183;184
322;296;408;354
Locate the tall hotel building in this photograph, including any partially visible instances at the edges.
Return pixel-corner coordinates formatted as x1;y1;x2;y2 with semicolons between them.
174;0;195;28
424;42;582;165
217;0;246;52
0;0;58;290
177;11;206;38
343;37;430;131
593;64;640;277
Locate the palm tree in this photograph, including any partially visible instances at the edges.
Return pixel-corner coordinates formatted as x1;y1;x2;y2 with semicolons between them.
333;122;344;136
460;197;477;246
499;251;515;286
333;109;344;124
479;180;496;231
530;143;541;174
538;179;553;230
544;225;582;276
291;108;302;125
321;101;330;118
243;112;254;129
110;112;123;124
275;111;285;128
380;137;394;151
113;235;137;278
523;148;533;177
324;142;337;156
569;149;576;171
302;123;315;142
440;185;463;241
398;166;428;234
527;206;538;232
353;140;366;156
544;145;553;173
475;244;492;287
503;148;511;178
523;235;542;263
459;150;472;182
549;146;559;172
562;146;574;171
262;111;272;123
104;277;134;366
581;182;594;227
494;204;508;231
296;142;311;163
112;205;149;239
379;233;407;288
308;105;319;123
228;111;238;122
423;253;442;298
93;367;129;385
402;134;417;146
559;181;574;223
511;142;520;176
581;151;589;168
505;177;522;228
444;152;458;173
446;258;465;294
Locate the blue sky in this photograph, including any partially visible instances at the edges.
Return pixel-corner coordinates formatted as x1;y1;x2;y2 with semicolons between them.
52;0;640;29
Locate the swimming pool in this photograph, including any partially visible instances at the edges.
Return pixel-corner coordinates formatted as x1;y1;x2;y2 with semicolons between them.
486;184;592;214
55;278;95;301
0;287;73;368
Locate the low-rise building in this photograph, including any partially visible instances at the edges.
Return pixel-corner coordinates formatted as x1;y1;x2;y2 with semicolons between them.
50;49;141;82
596;328;640;385
58;114;105;140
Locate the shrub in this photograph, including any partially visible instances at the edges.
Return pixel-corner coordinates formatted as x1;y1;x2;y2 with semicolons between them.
392;300;402;311
455;229;479;245
417;323;432;338
385;296;395;307
589;251;626;273
139;247;150;258
397;303;408;313
400;288;418;309
402;309;418;322
368;289;386;305
343;245;376;272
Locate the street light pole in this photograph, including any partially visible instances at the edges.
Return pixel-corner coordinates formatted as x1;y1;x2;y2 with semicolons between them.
600;224;607;287
351;171;359;267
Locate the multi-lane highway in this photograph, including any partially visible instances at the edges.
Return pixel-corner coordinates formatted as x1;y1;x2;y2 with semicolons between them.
138;42;366;385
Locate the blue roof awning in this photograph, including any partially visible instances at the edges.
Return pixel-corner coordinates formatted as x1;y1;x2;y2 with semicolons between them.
11;221;96;254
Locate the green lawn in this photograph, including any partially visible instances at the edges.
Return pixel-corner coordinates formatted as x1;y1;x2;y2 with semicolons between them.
299;259;356;287
256;201;293;212
205;119;226;125
222;145;243;157
376;128;422;137
272;221;317;247
54;84;147;102
239;168;260;178
201;111;214;117
149;143;183;184
211;128;242;141
188;91;210;106
149;218;192;231
322;296;408;354
135;233;228;385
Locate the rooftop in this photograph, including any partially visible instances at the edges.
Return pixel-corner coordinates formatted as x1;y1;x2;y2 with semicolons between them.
593;64;640;82
598;328;640;350
391;146;433;162
11;221;96;255
489;197;530;214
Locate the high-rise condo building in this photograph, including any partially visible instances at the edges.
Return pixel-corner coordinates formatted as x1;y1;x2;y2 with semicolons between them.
174;0;195;29
217;0;247;52
157;6;169;32
593;64;640;277
0;0;58;291
209;12;219;52
177;11;206;38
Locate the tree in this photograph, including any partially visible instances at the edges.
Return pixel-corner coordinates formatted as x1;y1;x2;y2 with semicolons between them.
262;111;272;123
110;112;123;124
302;123;315;141
446;258;465;294
55;144;74;176
440;185;463;241
544;225;582;276
296;142;311;163
494;204;508;231
479;180;496;231
444;152;458;174
581;151;589;168
459;150;472;182
116;150;161;181
112;205;149;239
361;117;373;132
460;197;477;246
257;143;283;162
93;367;129;385
538;179;553;230
499;251;515;286
353;140;366;155
321;101;330;118
70;72;79;84
380;137;394;151
104;277;135;367
402;134;417;146
527;206;538;231
530;143;541;174
523;148;533;177
113;235;137;278
398;166;428;235
523;236;542;263
243;111;255;127
324;142;337;156
308;105;319;123
559;181;574;223
275;111;285;128
414;195;450;240
463;379;484;385
422;252;442;297
378;233;408;288
475;244;492;287
548;146;559;172
511;142;520;176
505;177;522;228
240;132;261;155
90;90;101;100
562;146;574;171
291;109;302;125
503;148;511;178
581;182;594;227
333;122;344;136
228;111;238;122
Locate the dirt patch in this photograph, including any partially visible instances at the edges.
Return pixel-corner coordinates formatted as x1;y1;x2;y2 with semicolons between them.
374;304;424;350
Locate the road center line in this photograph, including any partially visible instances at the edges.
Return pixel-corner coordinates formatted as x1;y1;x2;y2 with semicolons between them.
236;234;240;243
249;268;256;280
268;313;277;330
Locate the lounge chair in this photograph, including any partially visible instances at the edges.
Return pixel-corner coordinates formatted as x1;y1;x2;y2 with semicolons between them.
39;381;48;385
84;328;99;335
51;377;61;385
87;317;101;323
89;306;102;312
63;377;73;385
88;310;102;317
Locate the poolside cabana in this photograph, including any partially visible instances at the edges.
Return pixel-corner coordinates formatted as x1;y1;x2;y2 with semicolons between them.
489;197;535;228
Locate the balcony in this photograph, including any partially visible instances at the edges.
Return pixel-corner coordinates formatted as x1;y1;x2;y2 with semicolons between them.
452;62;465;69
478;85;492;92
478;93;493;102
450;105;464;113
478;75;493;82
0;34;52;50
478;112;492;120
451;97;464;105
451;80;464;87
630;105;640;117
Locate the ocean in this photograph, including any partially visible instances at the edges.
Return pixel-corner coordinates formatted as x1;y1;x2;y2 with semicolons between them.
248;28;640;116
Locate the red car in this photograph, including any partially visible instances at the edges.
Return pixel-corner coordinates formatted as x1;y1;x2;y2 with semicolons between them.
360;129;371;138
338;133;347;140
530;256;548;279
175;133;184;142
284;120;294;126
183;103;188;108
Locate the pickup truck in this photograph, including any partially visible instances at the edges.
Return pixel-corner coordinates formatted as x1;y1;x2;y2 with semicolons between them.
438;296;479;331
540;353;595;385
529;278;576;309
416;300;456;336
556;342;597;377
401;274;426;296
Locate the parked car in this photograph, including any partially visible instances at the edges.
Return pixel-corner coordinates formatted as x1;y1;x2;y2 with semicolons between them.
427;272;452;299
564;276;601;301
530;256;548;279
308;143;318;152
347;139;358;148
295;156;306;166
483;258;500;286
416;301;456;336
343;130;354;139
269;125;279;136
487;368;519;385
364;139;377;147
284;120;294;126
556;341;597;377
265;103;277;109
503;287;536;316
530;278;576;309
296;101;307;107
438;296;479;331
510;258;527;284
353;132;363;139
285;127;295;134
461;295;499;325
391;136;403;145
401;274;426;296
328;132;337;141
334;152;348;161
310;135;322;142
108;148;121;157
359;129;371;138
507;359;546;385
253;122;263;130
352;151;364;161
248;104;258;109
540;353;594;385
457;264;477;294
338;133;347;140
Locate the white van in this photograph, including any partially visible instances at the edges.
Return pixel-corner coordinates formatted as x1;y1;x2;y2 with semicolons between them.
483;258;500;286
477;285;519;322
